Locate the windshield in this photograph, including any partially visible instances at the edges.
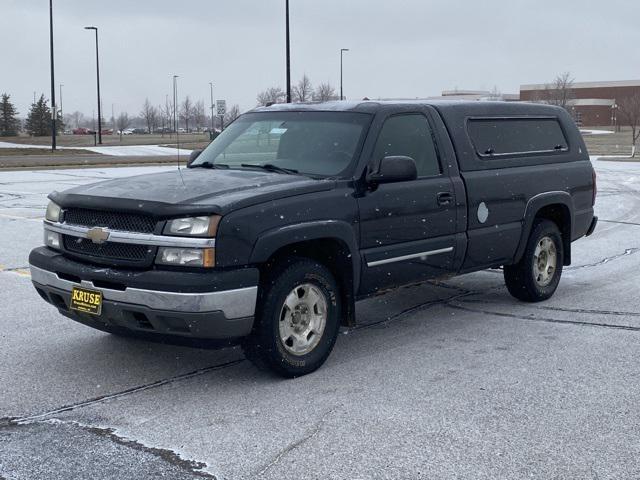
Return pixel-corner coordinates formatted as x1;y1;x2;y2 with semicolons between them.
191;111;371;177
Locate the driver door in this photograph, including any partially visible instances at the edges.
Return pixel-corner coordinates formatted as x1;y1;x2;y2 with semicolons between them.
357;111;458;294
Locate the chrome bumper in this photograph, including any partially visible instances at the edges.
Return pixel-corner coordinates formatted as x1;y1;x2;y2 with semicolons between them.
29;264;257;319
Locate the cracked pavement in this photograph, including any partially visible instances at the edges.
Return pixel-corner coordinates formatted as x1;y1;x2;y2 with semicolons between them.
1;161;640;479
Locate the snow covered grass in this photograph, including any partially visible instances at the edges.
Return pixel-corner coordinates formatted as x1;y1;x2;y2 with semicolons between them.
581;129;614;135
0;141;192;157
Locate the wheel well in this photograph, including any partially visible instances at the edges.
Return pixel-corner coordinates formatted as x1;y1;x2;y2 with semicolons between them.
534;204;572;265
260;239;356;327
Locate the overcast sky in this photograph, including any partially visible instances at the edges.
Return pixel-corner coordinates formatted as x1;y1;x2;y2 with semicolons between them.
2;0;639;119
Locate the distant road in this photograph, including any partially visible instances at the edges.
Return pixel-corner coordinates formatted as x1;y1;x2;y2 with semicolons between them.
0;154;186;170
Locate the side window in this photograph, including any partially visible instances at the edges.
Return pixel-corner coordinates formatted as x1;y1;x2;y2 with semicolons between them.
372;114;441;177
467;117;568;157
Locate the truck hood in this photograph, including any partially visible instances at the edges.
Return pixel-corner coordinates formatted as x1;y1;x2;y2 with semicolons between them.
50;168;335;217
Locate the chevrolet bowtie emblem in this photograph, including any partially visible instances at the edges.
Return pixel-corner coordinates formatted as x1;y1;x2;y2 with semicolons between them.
87;227;110;244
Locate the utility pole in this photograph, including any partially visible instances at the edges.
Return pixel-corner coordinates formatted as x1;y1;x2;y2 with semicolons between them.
59;84;64;122
166;94;172;139
340;48;349;101
285;0;291;103
49;0;56;150
173;75;179;133
209;82;215;134
85;26;102;144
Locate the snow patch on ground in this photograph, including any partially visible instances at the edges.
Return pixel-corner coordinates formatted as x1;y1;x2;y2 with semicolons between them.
0;141;192;157
81;145;193;157
581;129;614;135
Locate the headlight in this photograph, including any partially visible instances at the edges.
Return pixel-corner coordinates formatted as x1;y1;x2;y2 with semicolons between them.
44;230;61;249
163;215;221;237
45;201;62;222
156;247;215;268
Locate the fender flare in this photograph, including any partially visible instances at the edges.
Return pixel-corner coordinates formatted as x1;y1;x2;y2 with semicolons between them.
249;220;361;293
513;191;574;265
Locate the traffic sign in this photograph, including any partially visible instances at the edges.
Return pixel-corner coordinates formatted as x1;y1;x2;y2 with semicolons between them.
216;100;227;116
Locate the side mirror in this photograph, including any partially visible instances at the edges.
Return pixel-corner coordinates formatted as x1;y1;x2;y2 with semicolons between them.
187;149;202;166
367;156;417;185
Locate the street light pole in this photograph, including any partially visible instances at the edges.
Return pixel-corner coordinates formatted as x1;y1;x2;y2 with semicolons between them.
49;0;56;151
285;0;291;103
340;48;349;101
209;82;215;133
85;26;102;144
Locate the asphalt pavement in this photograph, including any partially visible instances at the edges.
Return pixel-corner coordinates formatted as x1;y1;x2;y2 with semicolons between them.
1;161;639;479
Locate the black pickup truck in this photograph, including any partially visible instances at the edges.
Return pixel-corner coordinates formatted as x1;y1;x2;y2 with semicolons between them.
29;101;597;377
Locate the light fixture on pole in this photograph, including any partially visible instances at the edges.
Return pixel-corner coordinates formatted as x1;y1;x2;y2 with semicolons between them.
84;26;102;144
340;48;349;101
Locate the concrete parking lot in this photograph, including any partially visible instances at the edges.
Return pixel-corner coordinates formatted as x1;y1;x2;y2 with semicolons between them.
1;160;639;479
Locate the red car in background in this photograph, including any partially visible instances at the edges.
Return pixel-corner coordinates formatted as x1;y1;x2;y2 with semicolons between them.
72;127;94;135
72;128;113;135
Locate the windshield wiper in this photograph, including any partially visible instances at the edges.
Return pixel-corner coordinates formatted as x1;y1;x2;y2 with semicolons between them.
241;163;299;175
190;161;230;170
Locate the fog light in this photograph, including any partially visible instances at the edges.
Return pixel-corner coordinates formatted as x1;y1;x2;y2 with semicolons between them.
44;230;61;249
156;247;215;267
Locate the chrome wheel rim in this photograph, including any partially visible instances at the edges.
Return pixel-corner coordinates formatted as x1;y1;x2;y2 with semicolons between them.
278;283;328;356
533;236;557;287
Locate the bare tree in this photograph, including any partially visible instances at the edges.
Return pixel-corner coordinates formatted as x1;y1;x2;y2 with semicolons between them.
540;72;575;110
314;82;336;102
193;100;206;132
616;94;640;157
116;112;131;141
488;85;502;101
224;104;241;125
257;87;285;106
180;96;194;132
69;111;84;128
140;98;157;133
160;99;173;137
293;75;313;103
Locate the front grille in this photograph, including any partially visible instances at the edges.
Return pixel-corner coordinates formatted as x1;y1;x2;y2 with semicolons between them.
64;208;156;234
63;235;150;261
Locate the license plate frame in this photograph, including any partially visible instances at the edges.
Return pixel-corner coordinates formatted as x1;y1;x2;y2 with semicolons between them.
70;286;103;316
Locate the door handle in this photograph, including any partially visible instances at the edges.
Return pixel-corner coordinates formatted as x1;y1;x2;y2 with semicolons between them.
437;192;454;206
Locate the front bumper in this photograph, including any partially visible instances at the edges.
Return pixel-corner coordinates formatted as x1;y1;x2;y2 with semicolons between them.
29;247;258;341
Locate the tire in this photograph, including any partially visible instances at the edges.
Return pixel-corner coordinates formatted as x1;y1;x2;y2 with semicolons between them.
504;219;564;302
242;257;342;378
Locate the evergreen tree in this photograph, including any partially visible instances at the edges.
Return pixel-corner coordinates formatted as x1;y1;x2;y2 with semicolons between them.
25;94;61;136
0;93;20;137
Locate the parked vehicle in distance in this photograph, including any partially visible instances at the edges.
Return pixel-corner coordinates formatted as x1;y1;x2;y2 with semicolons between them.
131;128;148;135
72;127;95;135
30;100;597;377
118;128;134;135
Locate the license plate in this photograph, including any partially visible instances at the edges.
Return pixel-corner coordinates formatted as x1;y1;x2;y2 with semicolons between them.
70;286;103;316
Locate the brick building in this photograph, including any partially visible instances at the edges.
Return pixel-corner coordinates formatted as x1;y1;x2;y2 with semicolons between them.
520;80;640;127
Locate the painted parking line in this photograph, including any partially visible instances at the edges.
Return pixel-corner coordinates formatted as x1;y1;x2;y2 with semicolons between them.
0;264;31;278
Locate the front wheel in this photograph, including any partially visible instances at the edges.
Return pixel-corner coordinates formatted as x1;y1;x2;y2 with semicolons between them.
504;219;564;302
242;258;342;378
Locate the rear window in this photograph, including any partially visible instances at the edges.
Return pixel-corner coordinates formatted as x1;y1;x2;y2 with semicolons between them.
467;117;568;158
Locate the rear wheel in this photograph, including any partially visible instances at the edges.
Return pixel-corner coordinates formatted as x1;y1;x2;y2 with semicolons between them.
504;219;564;302
242;258;341;378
